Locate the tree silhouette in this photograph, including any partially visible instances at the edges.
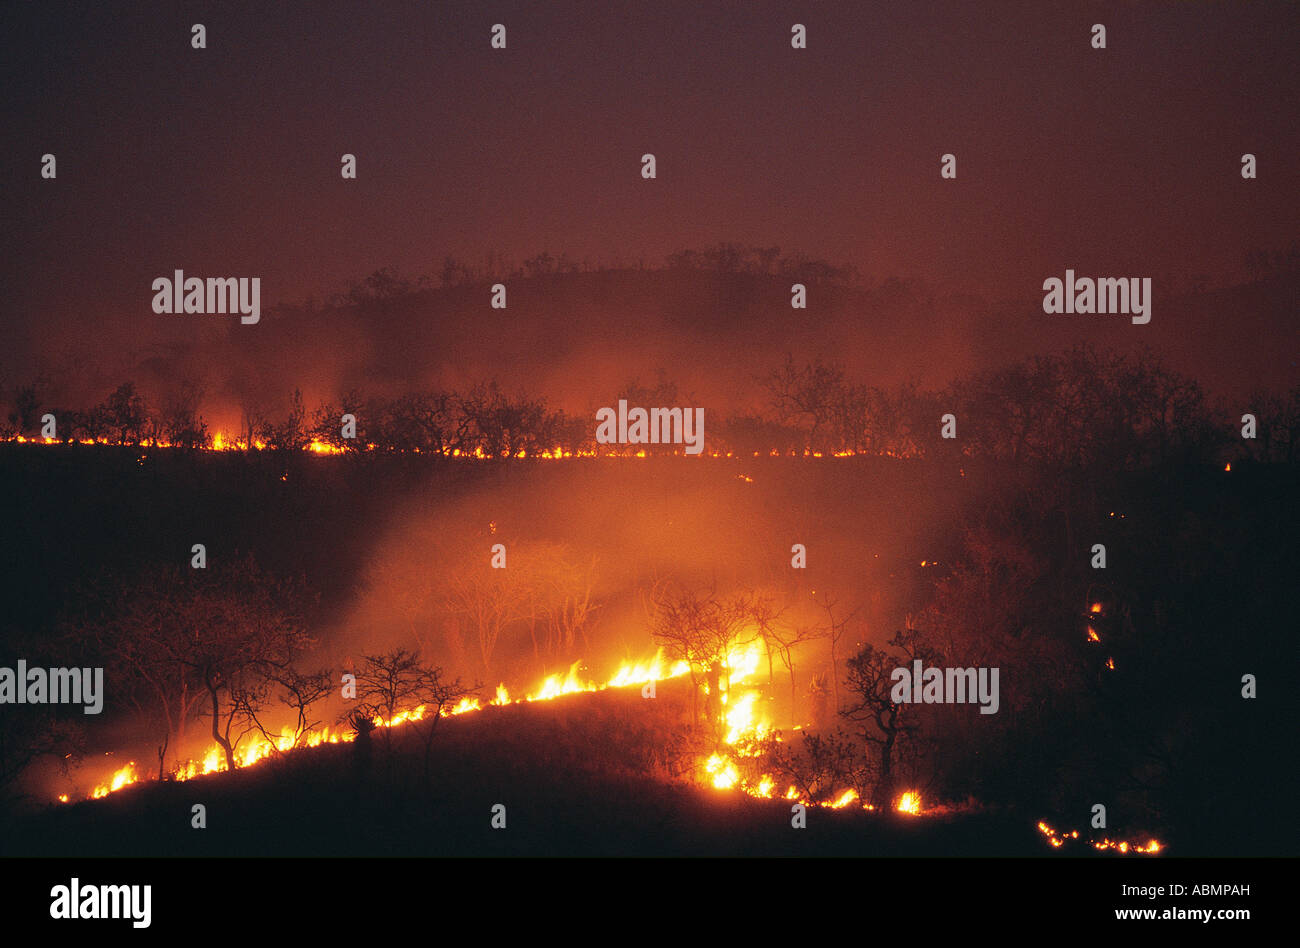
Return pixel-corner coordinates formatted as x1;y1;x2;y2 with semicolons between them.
345;648;471;782
70;555;314;777
650;584;772;747
842;628;937;809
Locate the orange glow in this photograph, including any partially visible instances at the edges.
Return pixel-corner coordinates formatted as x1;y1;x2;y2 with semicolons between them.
73;648;693;803
526;662;596;702
828;788;859;809
67;635;1110;850
308;438;345;455
448;696;481;715
704;753;739;790
90;761;139;799
1036;820;1162;855
0;435;926;462
896;791;921;815
72;631;897;833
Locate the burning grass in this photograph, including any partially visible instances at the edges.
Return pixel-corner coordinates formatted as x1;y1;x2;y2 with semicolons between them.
57;638;1162;857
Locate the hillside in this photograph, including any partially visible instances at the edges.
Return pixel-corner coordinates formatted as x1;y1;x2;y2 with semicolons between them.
4;680;1042;858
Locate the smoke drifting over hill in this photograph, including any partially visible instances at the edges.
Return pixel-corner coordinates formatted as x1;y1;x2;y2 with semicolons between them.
10;262;1297;437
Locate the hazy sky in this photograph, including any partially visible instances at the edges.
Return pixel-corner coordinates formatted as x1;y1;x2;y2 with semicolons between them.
3;1;1296;403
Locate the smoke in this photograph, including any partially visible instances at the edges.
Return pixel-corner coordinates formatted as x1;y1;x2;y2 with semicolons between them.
12;266;1296;437
325;451;973;699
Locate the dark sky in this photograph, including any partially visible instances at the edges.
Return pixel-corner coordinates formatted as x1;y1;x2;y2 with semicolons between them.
2;1;1296;413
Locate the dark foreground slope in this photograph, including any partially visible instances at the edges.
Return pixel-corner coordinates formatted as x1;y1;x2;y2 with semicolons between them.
6;684;1041;858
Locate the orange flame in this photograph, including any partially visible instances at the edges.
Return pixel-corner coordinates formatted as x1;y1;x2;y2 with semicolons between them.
896;791;922;815
1036;820;1162;855
65;640;1144;854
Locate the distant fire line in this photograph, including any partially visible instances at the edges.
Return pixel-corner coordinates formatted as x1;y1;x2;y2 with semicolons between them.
2;434;878;460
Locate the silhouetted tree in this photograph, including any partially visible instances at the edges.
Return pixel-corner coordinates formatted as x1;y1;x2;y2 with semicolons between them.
443;550;528;677
762;619;823;729
10;380;44;435
346;648;471;782
237;666;333;755
160;379;209;448
102;382;148;445
650;584;773;747
0;714;85;810
842;628;937;809
69;555;313;777
764;355;849;451
261;388;310;450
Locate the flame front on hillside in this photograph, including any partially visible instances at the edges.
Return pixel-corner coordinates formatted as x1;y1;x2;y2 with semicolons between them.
67;639;1161;856
80;649;693;800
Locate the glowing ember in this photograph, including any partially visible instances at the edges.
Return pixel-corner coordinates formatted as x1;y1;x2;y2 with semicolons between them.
1036;820;1162;854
